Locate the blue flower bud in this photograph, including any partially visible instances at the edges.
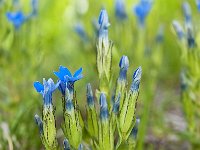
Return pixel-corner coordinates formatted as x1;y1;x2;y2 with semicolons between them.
31;0;38;16
133;0;152;27
112;94;120;114
115;0;127;20
34;114;43;135
86;83;94;108
130;118;140;139
34;78;60;106
98;9;110;46
65;86;74;111
99;93;109;120
196;0;200;11
182;2;191;23
172;20;184;40
131;67;142;91
74;23;88;42
119;55;129;81
63;138;70;150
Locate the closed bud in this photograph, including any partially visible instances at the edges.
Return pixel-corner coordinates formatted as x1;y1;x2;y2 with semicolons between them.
100;93;109;121
172;20;184;40
63;139;71;150
34;114;43;135
86;83;94;108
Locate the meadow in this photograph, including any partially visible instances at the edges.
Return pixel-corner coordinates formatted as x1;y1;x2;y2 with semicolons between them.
0;0;200;149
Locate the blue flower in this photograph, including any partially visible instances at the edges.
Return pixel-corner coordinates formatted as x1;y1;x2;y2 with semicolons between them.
119;55;129;81
74;23;88;42
54;66;83;95
182;2;191;23
33;78;59;106
196;0;200;11
86;83;94;108
98;9;110;42
131;66;142;91
6;11;27;29
130;118;140;139
31;0;38;16
115;0;127;20
112;93;120;114
63;139;70;150
133;0;152;27
99;93;109;121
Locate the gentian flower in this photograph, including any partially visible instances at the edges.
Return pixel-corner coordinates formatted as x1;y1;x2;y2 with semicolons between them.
182;2;191;23
98;9;110;47
63;139;70;150
99;93;109;121
86;83;94;108
54;66;83;95
33;78;59;106
130;118;140;139
31;0;38;16
133;0;152;27
119;55;129;81
6;11;27;29
74;23;88;42
196;0;200;11
115;0;127;20
112;93;120;114
131;66;142;91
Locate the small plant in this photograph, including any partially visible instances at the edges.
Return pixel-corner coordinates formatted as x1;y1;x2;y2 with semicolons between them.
34;9;142;150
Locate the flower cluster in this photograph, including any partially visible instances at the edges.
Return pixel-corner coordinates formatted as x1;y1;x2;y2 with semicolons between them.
34;9;142;150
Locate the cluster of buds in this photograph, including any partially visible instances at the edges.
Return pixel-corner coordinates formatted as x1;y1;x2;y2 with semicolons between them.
85;56;142;150
172;1;200;139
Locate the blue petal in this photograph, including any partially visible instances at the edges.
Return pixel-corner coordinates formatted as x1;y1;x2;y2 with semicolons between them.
34;81;44;93
54;71;65;81
60;66;72;77
73;67;83;77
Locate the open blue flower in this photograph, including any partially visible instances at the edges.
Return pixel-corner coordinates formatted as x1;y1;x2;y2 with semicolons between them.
54;66;83;83
33;78;59;106
133;0;152;27
115;0;127;20
6;11;27;29
54;66;83;95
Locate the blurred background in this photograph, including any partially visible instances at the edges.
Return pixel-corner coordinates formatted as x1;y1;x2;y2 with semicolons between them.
0;0;199;149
